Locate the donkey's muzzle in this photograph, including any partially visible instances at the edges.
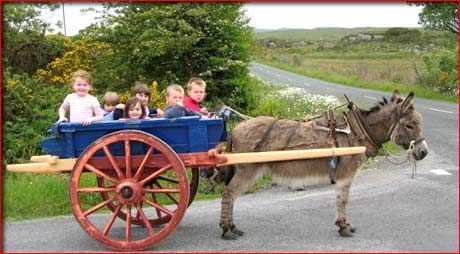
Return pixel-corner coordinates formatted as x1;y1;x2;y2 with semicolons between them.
412;139;428;160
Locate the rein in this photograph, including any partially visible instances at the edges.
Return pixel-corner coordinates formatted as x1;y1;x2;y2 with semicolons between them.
382;140;419;179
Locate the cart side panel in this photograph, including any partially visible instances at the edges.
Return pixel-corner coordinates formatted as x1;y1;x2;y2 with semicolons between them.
41;117;224;158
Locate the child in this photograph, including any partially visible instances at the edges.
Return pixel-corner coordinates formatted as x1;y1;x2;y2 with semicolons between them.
183;77;210;116
57;70;103;125
132;82;164;118
120;97;147;120
163;84;204;119
101;92;119;120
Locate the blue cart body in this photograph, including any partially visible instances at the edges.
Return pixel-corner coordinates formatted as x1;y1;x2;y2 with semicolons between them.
41;117;225;158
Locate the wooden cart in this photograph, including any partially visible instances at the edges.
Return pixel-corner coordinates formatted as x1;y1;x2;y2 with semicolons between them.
6;117;365;251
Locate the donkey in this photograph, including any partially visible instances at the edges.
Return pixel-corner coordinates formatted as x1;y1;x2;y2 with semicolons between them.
219;90;428;240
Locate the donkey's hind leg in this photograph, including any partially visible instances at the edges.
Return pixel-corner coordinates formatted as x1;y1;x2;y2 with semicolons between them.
220;164;263;240
335;176;356;237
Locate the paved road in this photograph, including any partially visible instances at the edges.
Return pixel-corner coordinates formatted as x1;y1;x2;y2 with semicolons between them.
4;63;458;252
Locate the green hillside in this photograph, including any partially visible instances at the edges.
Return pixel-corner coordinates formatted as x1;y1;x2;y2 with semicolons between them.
255;27;415;41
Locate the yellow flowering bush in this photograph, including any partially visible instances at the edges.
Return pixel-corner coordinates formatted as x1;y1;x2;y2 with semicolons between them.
35;39;111;87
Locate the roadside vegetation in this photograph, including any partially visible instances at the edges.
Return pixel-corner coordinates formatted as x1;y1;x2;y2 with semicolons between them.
255;27;458;102
3;3;457;221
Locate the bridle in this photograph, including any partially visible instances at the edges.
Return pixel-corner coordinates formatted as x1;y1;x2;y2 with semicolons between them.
387;104;425;148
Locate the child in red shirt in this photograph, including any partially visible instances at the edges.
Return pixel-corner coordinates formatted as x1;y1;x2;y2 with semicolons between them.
183;77;210;116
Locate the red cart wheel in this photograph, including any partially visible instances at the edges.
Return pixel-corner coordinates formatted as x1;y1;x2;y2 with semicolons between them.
96;167;199;225
69;130;189;251
188;168;200;206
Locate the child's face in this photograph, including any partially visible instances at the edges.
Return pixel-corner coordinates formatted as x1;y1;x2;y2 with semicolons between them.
135;93;150;104
166;90;184;106
128;102;143;119
188;84;205;103
104;103;116;112
73;77;91;97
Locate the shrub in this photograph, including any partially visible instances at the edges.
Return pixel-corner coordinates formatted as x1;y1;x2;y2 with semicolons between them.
419;47;458;95
3;68;70;165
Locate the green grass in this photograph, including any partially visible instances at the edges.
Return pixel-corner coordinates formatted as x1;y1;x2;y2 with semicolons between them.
256;59;457;103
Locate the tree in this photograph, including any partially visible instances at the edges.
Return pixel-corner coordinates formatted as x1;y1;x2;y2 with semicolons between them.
410;2;458;34
80;2;255;106
3;3;65;75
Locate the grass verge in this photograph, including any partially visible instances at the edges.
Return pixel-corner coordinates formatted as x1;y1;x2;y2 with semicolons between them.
256;59;457;103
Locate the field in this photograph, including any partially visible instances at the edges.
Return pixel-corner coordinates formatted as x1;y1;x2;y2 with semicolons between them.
254;28;457;102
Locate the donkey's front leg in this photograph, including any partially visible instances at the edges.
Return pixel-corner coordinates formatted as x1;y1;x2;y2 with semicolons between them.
220;165;260;240
335;178;356;237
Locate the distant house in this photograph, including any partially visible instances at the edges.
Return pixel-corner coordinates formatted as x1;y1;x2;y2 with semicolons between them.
343;33;385;42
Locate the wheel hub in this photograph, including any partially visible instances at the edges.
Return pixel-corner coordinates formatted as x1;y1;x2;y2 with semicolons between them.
116;180;142;205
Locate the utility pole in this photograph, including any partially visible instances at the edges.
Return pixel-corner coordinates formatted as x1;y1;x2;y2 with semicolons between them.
62;2;67;36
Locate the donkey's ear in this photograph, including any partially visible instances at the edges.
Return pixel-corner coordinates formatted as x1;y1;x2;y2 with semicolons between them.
392;89;401;98
401;92;414;112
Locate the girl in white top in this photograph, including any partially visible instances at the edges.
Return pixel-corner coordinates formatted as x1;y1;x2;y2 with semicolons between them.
57;70;103;125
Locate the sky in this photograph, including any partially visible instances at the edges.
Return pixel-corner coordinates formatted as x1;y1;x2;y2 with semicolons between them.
41;3;423;36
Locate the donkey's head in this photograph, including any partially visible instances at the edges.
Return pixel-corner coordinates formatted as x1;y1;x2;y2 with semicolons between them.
388;90;428;160
363;90;428;160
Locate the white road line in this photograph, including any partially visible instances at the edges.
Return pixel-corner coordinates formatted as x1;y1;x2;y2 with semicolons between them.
363;96;377;100
303;82;310;86
429;169;452;175
428;107;454;114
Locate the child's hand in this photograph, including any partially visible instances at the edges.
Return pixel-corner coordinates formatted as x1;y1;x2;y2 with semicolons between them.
200;107;209;115
57;117;68;123
157;109;164;117
81;118;93;126
116;103;125;110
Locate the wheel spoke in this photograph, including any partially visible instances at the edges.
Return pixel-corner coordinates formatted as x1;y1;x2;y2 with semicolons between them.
143;188;180;194
156;176;179;184
153;181;179;205
139;164;171;186
78;187;115;193
103;204;122;236
149;191;163;218
83;196;116;217
84;163;119;184
135;203;155;236
141;196;174;217
125;140;132;178
133;146;154;181
102;145;125;180
126;204;132;242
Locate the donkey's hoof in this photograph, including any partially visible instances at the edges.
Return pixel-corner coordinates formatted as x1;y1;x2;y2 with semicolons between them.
222;231;238;240
231;227;245;236
338;227;354;237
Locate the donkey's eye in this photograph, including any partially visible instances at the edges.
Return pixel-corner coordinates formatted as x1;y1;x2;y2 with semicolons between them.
405;125;414;129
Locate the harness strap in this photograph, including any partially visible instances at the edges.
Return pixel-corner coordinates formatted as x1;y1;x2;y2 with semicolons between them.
344;106;380;157
254;119;279;151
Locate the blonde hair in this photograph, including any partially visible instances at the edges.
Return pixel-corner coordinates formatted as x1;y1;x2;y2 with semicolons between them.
167;84;185;96
187;77;206;92
102;92;119;106
71;69;92;86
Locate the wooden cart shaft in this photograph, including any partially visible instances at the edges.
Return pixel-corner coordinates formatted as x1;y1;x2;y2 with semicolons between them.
6;146;366;173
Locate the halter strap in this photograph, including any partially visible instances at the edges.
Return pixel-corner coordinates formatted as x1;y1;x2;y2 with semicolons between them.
344;103;380;157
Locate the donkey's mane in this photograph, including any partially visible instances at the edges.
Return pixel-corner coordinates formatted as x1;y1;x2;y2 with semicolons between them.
363;96;391;115
363;93;412;116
